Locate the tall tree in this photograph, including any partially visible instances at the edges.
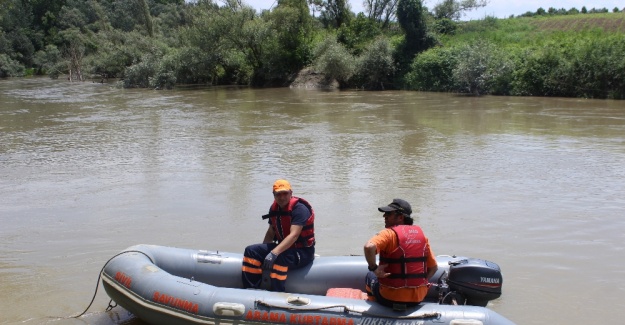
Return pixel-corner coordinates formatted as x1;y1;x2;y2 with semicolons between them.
318;0;351;28
137;0;154;37
433;0;488;20
364;0;398;28
395;0;432;82
397;0;427;52
270;0;314;73
0;0;40;66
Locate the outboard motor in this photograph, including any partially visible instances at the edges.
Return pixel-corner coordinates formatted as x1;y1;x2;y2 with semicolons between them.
443;258;503;307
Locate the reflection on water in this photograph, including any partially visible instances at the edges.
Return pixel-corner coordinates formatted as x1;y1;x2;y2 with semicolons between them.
1;78;624;324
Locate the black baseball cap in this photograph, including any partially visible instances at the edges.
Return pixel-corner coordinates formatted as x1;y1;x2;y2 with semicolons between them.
377;198;412;215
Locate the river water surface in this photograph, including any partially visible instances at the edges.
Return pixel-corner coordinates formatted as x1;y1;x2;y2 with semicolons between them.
1;78;624;325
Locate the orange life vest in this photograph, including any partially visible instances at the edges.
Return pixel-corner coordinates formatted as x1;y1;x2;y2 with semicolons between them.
262;197;315;248
378;225;428;289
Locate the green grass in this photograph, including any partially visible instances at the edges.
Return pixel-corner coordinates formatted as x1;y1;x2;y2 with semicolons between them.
408;12;625;98
442;12;625;48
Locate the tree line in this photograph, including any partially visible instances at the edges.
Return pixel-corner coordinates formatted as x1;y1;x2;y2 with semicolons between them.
516;6;623;18
1;0;624;99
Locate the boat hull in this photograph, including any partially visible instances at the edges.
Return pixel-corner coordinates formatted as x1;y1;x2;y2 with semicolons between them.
102;244;515;325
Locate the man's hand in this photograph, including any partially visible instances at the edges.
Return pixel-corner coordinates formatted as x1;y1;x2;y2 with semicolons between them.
262;251;278;270
375;264;391;278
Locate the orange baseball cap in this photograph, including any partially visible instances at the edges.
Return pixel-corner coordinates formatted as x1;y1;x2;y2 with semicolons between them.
273;179;292;193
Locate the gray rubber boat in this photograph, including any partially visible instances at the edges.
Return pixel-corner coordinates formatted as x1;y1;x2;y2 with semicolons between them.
102;244;515;325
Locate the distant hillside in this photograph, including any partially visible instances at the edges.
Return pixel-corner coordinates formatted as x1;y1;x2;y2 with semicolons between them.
529;13;625;32
450;12;625;47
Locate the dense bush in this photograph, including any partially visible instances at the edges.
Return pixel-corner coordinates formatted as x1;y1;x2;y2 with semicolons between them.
452;40;514;95
33;44;63;78
568;34;625;99
510;32;625;99
87;30;153;79
336;13;382;55
122;55;157;89
405;46;458;91
431;18;457;35
511;46;569;97
0;53;25;77
312;36;356;85
352;37;395;90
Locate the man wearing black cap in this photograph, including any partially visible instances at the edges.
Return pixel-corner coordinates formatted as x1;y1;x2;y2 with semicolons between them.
364;199;438;309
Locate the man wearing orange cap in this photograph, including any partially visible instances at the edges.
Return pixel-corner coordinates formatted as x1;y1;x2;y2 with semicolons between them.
241;179;316;292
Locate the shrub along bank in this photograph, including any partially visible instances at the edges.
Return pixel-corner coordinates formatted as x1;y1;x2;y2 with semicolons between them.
406;14;625;99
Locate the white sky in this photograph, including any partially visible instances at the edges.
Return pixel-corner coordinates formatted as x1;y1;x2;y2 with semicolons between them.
239;0;624;20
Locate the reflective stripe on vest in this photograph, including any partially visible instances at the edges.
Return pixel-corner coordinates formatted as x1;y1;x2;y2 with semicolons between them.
378;225;428;289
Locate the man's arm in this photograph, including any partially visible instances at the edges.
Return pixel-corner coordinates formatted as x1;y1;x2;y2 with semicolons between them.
269;202;310;254
364;241;391;278
270;224;303;255
425;241;438;279
262;225;275;244
426;264;438;279
364;242;378;269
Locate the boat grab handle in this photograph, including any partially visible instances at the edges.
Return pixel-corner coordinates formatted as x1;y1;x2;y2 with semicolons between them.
213;302;246;316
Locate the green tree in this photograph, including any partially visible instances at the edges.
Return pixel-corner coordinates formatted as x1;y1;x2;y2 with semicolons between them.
397;0;429;53
29;0;66;40
56;27;92;81
137;0;154;37
0;0;41;67
261;0;314;83
57;6;87;30
433;0;488;20
318;0;351;28
364;0;398;28
395;0;433;83
354;36;394;89
312;35;355;85
102;0;143;32
87;30;156;80
405;46;458;91
33;44;62;77
183;1;268;84
452;40;512;95
337;13;381;55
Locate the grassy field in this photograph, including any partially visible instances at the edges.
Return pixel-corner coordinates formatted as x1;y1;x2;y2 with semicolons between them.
529;13;625;32
449;12;625;47
407;12;625;98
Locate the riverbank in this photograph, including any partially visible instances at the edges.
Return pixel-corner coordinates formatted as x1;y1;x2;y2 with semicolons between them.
2;2;623;98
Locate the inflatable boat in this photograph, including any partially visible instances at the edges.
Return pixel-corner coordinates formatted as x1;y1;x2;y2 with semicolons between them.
101;244;515;325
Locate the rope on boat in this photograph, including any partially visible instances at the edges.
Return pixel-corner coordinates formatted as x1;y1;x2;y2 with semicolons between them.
256;300;351;312
105;299;118;312
255;300;441;319
361;311;440;319
58;250;155;319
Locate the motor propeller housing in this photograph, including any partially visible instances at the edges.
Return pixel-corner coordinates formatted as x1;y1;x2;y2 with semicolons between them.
443;258;503;306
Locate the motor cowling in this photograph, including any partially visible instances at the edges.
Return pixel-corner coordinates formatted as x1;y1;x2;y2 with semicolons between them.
446;258;503;307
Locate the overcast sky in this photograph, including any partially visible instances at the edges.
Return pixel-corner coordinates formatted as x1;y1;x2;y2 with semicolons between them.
239;0;624;20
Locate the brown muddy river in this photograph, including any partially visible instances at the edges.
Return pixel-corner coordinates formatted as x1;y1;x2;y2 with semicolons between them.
1;77;624;324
